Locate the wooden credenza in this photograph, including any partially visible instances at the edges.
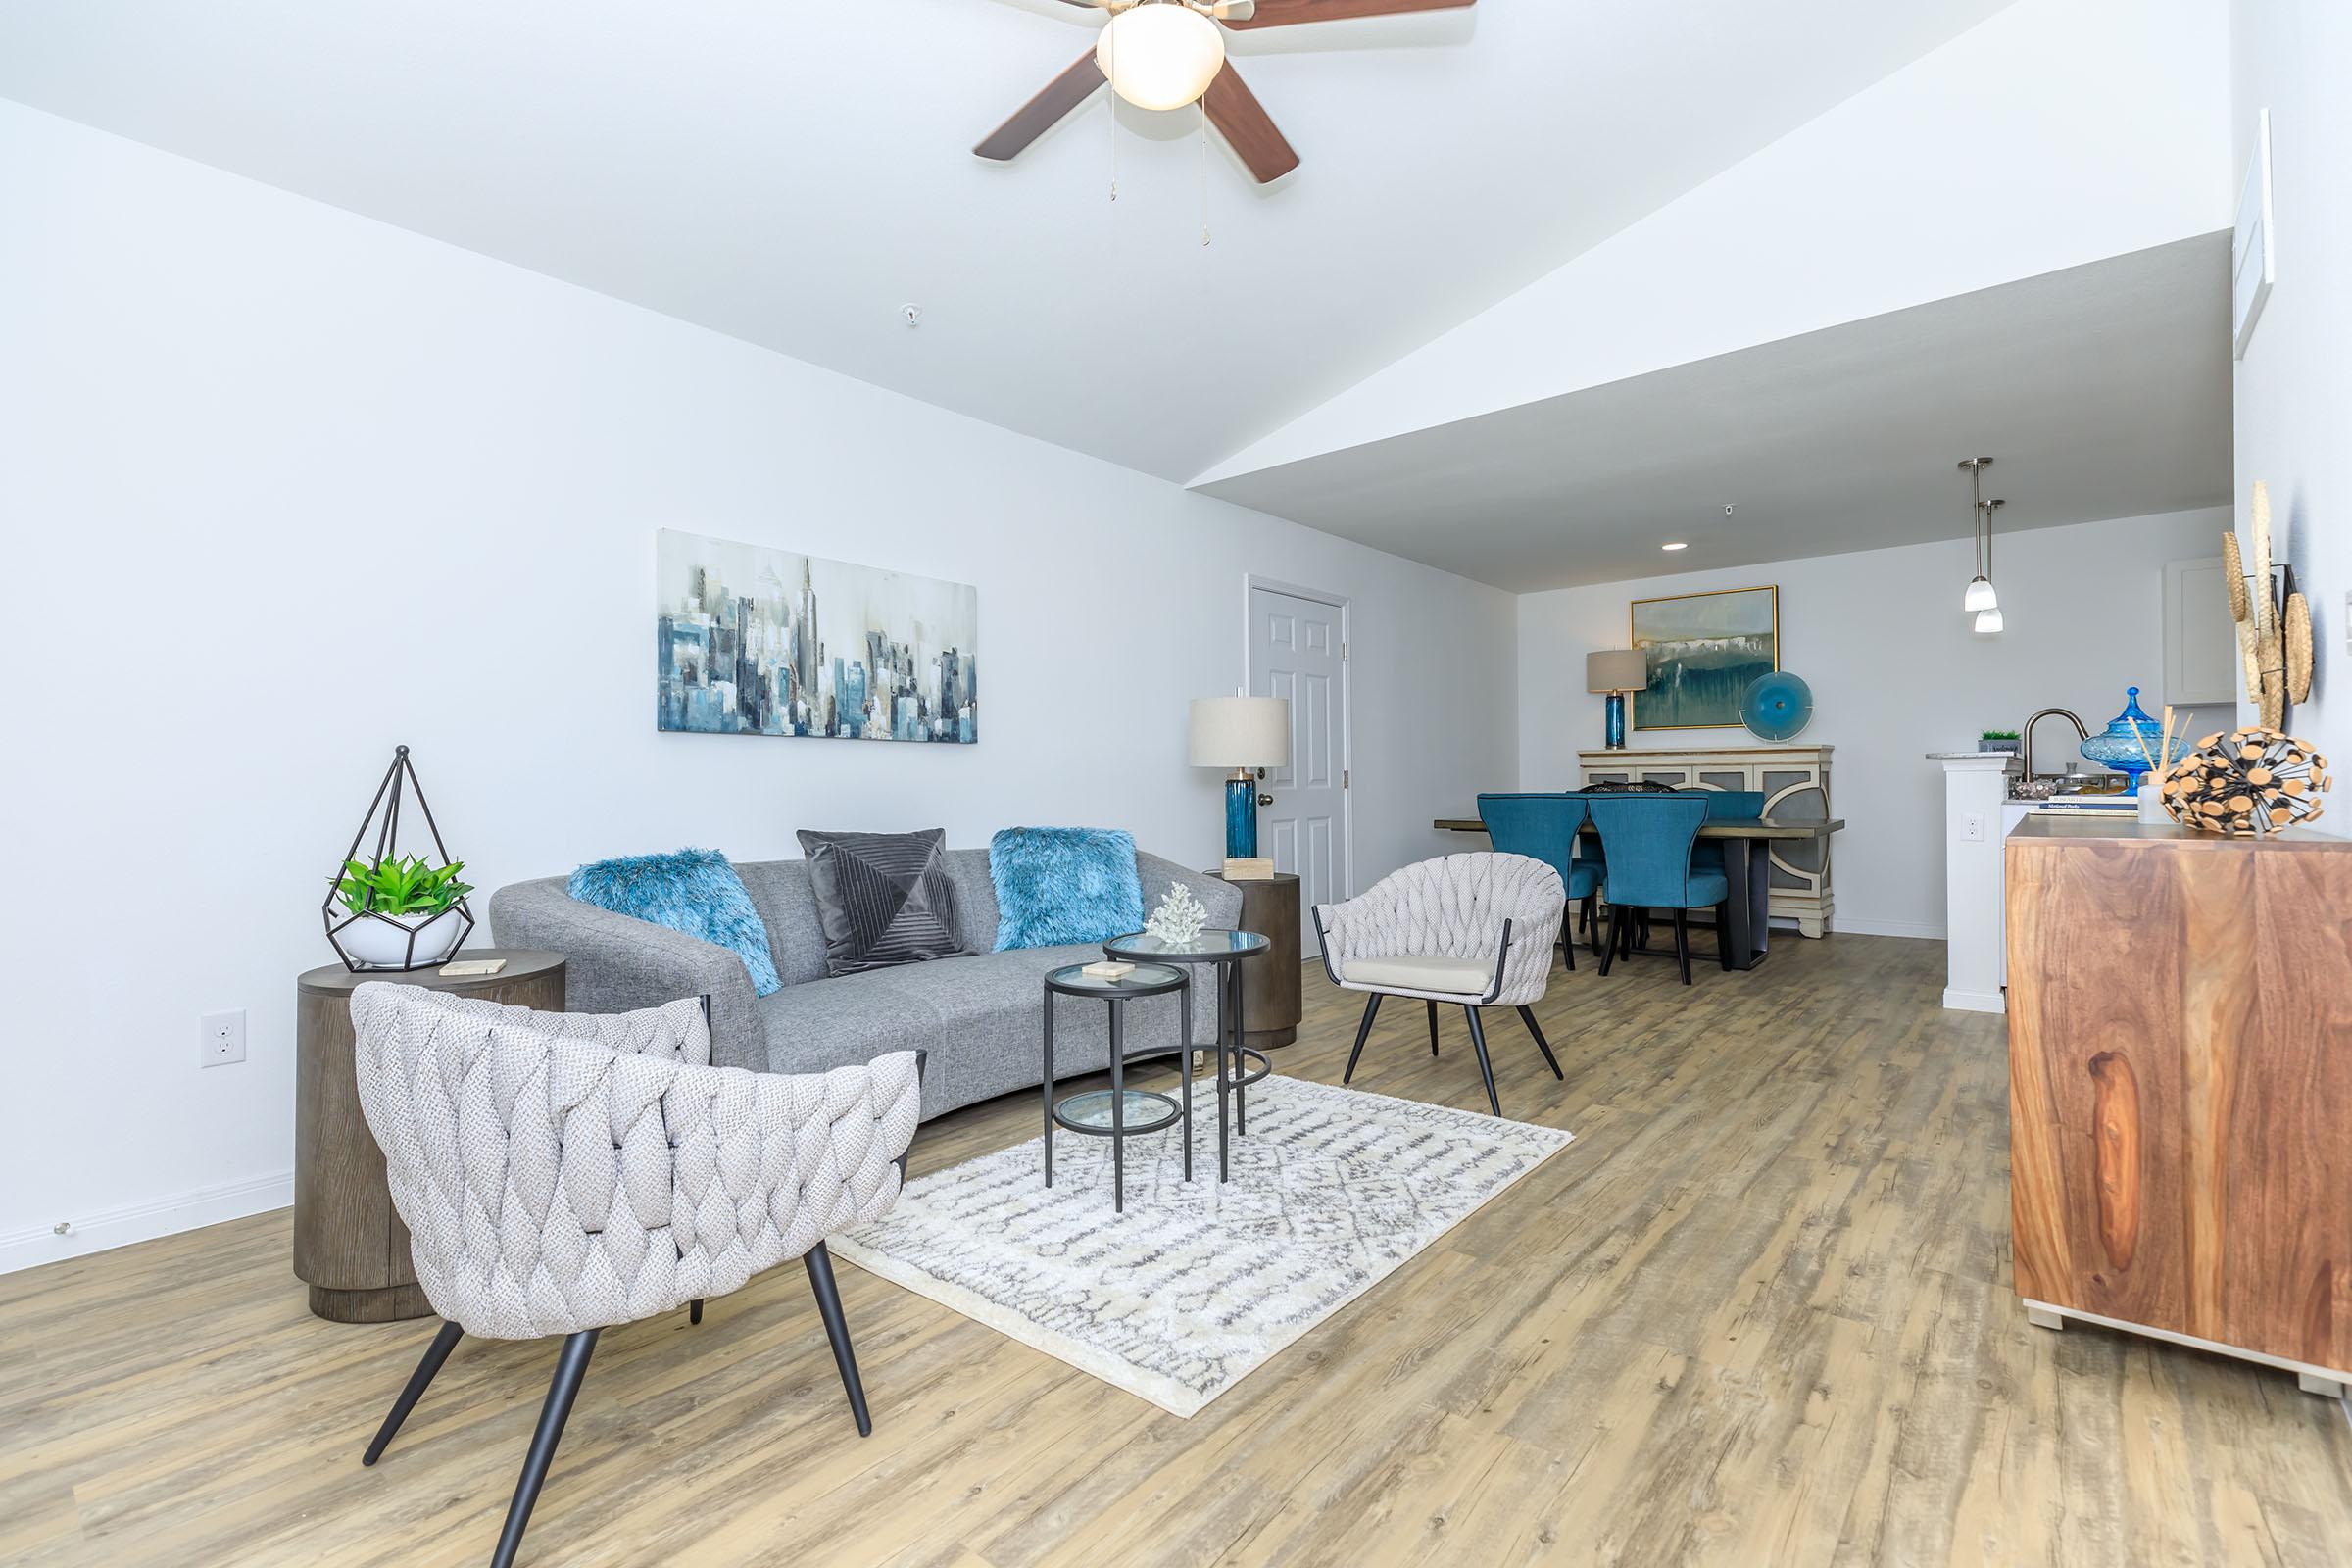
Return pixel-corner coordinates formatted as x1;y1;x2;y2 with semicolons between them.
2006;815;2352;1393
1578;744;1834;935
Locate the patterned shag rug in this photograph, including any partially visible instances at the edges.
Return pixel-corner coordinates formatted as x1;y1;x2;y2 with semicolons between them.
829;1074;1572;1417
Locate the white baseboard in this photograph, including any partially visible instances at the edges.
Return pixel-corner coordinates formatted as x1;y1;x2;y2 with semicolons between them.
1942;986;2007;1014
1832;917;1948;941
0;1171;293;1277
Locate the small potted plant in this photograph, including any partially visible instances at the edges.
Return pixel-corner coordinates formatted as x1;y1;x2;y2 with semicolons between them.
331;854;474;969
1979;729;2022;755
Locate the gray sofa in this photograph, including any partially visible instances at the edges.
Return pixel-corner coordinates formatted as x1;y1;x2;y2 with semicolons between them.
488;848;1240;1120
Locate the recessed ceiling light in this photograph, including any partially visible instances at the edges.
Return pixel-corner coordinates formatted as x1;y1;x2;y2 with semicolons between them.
1661;542;1688;552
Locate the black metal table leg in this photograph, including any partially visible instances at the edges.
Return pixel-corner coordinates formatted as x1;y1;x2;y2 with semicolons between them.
1042;990;1055;1187
1109;1002;1126;1212
1233;970;1248;1135
1179;978;1194;1183
1215;970;1231;1183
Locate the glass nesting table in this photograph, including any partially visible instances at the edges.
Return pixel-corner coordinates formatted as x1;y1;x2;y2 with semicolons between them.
1042;960;1192;1213
1102;928;1272;1184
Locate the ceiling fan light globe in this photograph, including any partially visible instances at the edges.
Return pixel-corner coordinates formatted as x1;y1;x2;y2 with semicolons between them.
1963;576;1997;612
1974;607;2005;635
1097;4;1227;112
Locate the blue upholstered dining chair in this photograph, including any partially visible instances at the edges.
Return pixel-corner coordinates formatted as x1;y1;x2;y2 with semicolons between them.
1477;794;1600;972
1690;790;1765;875
1586;794;1731;985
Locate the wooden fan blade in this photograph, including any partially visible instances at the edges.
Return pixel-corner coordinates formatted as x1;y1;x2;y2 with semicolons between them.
1201;63;1299;182
1221;0;1473;28
974;52;1107;162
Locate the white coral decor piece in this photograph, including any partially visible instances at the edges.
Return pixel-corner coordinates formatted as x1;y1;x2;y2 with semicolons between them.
1144;882;1209;946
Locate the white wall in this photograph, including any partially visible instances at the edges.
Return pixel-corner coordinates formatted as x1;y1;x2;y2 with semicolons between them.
0;102;1518;1269
1198;0;2231;486
1517;508;2234;939
2230;3;2349;770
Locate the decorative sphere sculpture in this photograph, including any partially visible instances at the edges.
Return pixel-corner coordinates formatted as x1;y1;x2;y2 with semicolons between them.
2159;728;2331;837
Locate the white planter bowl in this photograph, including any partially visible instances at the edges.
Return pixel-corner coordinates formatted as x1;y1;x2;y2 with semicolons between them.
335;906;465;970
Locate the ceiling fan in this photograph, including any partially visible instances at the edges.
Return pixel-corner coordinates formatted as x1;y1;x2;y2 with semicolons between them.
974;0;1477;184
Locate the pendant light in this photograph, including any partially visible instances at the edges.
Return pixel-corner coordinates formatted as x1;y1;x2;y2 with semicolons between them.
1973;497;2006;633
1959;457;1998;613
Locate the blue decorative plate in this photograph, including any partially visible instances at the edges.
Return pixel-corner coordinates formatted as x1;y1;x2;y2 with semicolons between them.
1741;670;1814;741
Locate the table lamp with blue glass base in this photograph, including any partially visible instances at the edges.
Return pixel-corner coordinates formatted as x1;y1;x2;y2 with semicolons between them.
1586;650;1648;751
1189;696;1291;859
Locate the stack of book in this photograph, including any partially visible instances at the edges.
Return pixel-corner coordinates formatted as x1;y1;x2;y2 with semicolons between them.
2036;793;2137;813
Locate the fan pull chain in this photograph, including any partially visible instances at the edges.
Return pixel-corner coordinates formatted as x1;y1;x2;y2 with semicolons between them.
1199;100;1211;246
1106;30;1119;203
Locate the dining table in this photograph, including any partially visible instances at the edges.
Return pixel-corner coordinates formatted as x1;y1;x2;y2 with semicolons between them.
1432;815;1844;971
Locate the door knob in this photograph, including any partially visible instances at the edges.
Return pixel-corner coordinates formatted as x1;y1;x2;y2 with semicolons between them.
1257;793;1274;807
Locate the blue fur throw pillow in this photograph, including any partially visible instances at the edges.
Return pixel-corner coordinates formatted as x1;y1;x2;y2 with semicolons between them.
989;828;1144;951
565;848;783;997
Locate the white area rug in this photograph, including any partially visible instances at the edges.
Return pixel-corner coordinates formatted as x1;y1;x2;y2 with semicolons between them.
830;1074;1572;1417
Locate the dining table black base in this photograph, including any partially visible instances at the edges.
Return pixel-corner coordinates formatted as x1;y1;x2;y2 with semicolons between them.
1719;837;1773;970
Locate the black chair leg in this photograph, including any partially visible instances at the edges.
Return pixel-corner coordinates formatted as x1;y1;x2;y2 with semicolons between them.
1426;999;1439;1056
1461;1005;1502;1117
1596;907;1622;977
805;1243;872;1438
1560;917;1577;971
363;1318;463;1466
1343;993;1383;1083
1672;908;1693;985
1517;1005;1564;1080
689;1298;703;1326
1587;895;1603;958
491;1329;598;1568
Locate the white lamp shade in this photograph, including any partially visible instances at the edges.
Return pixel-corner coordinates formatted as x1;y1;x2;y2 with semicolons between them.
1586;649;1649;694
1189;696;1290;769
1974;606;2005;634
1963;576;1999;612
1097;4;1226;112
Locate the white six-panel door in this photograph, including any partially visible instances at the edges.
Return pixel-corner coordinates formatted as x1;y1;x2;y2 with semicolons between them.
1247;581;1349;951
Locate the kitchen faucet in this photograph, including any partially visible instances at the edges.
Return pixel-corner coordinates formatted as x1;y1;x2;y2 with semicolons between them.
2021;708;2091;783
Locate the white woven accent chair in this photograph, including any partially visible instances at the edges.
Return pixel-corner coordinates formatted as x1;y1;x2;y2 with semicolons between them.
1311;852;1566;1116
348;981;922;1568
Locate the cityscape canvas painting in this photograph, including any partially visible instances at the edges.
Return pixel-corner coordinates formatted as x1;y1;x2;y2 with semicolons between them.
656;529;977;743
1630;585;1779;730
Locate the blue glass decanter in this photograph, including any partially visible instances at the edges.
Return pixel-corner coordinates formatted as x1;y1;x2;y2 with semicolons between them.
2079;686;2183;788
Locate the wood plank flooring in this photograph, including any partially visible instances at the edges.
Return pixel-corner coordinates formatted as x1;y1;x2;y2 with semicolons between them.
5;932;2348;1566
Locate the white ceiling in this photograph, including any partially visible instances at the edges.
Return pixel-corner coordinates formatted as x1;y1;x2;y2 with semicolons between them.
0;0;2017;480
1195;233;2234;588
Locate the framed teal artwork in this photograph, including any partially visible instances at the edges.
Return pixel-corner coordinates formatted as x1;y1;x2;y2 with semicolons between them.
1629;585;1780;730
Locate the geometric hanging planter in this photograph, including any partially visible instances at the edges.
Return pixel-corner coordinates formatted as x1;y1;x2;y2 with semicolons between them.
320;745;475;972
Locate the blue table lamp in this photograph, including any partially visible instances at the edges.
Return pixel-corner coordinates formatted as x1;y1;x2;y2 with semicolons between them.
1587;650;1647;750
1190;696;1291;858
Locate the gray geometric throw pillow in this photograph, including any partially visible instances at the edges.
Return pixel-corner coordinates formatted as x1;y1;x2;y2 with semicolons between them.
794;828;968;976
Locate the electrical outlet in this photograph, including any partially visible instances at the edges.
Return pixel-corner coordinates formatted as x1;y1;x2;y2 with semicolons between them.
1959;812;1987;843
201;1009;246;1067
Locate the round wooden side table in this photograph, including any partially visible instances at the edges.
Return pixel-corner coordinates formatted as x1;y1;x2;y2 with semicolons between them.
294;949;565;1323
